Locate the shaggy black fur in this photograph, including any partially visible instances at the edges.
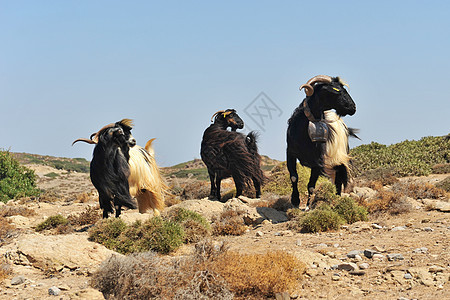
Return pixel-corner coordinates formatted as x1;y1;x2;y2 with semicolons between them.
287;76;357;209
89;120;137;218
201;109;264;202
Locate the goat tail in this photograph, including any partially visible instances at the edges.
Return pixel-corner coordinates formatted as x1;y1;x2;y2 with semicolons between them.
348;128;361;140
128;145;168;214
145;138;156;157
245;131;259;155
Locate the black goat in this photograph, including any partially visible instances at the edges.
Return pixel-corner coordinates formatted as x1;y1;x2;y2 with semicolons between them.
73;119;137;218
201;109;264;202
286;75;357;209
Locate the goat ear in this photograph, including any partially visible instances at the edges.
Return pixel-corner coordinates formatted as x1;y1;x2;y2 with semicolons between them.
118;119;134;129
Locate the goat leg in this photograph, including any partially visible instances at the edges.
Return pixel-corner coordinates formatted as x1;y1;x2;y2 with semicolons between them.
306;168;321;209
287;153;300;208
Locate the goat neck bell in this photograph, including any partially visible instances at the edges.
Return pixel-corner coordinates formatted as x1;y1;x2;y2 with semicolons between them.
302;99;329;143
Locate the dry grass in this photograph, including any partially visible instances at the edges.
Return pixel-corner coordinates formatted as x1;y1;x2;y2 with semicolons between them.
0;217;16;242
212;210;247;236
75;192;92;203
67;206;101;226
0;205;35;217
91;239;305;300
0;258;12;281
208;251;305;298
391;180;446;199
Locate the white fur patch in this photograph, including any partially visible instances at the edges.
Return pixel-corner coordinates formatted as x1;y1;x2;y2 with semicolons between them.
323;111;350;177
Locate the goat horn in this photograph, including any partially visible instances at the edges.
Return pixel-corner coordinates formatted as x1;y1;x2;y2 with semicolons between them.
299;75;333;96
88;122;116;143
72;138;97;146
210;110;226;122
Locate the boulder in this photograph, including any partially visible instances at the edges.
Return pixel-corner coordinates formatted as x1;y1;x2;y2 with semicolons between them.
1;233;119;272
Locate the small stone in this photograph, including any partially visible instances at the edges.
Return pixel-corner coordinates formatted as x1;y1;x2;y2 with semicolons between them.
337;262;358;271
391;226;406;231
296;240;302;246
326;251;336;258
274;232;281;236
347;250;361;258
317;243;327;248
11;276;25;286
359;263;369;270
422;227;434;232
373;245;385;252
332;273;341;281
428;265;445;273
412;247;428;254
364;249;378;258
58;284;70;291
371;223;383;229
48;286;61;296
354;254;363;261
387;253;404;261
333;243;340;248
404;273;413;279
349;270;365;276
398;297;409;300
255;231;264;237
373;254;384;260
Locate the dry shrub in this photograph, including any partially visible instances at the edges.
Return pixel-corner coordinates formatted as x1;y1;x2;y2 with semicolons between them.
436;176;450;192
389;196;414;215
91;245;233;300
0;205;35;217
37;190;61;202
391;180;446;199
91;251;181;299
75;192;91;203
267;196;292;212
67;206;101;226
212;210;247;236
357;168;399;186
179;181;211;200
164;194;182;207
209;251;305;298
432;163;450;174
360;190;413;215
91;240;304;300
0;258;12;281
0;217;16;241
362;190;397;213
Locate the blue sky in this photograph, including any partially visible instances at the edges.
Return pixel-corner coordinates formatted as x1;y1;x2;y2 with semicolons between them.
1;1;449;166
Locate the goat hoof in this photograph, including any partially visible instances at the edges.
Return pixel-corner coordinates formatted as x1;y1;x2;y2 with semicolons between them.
208;195;218;201
304;206;310;212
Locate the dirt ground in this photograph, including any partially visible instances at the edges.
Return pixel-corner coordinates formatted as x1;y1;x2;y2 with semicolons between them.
0;164;448;299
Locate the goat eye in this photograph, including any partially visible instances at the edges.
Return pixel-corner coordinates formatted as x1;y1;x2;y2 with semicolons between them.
333;87;340;92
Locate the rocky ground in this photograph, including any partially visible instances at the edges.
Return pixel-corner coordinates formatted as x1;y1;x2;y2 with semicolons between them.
0;164;449;299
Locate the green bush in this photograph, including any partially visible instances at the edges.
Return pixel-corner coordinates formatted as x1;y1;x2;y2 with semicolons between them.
0;150;40;202
89;217;185;255
351;136;450;177
298;208;345;233
88;218;128;250
166;208;211;243
332;197;368;224
35;215;69;232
